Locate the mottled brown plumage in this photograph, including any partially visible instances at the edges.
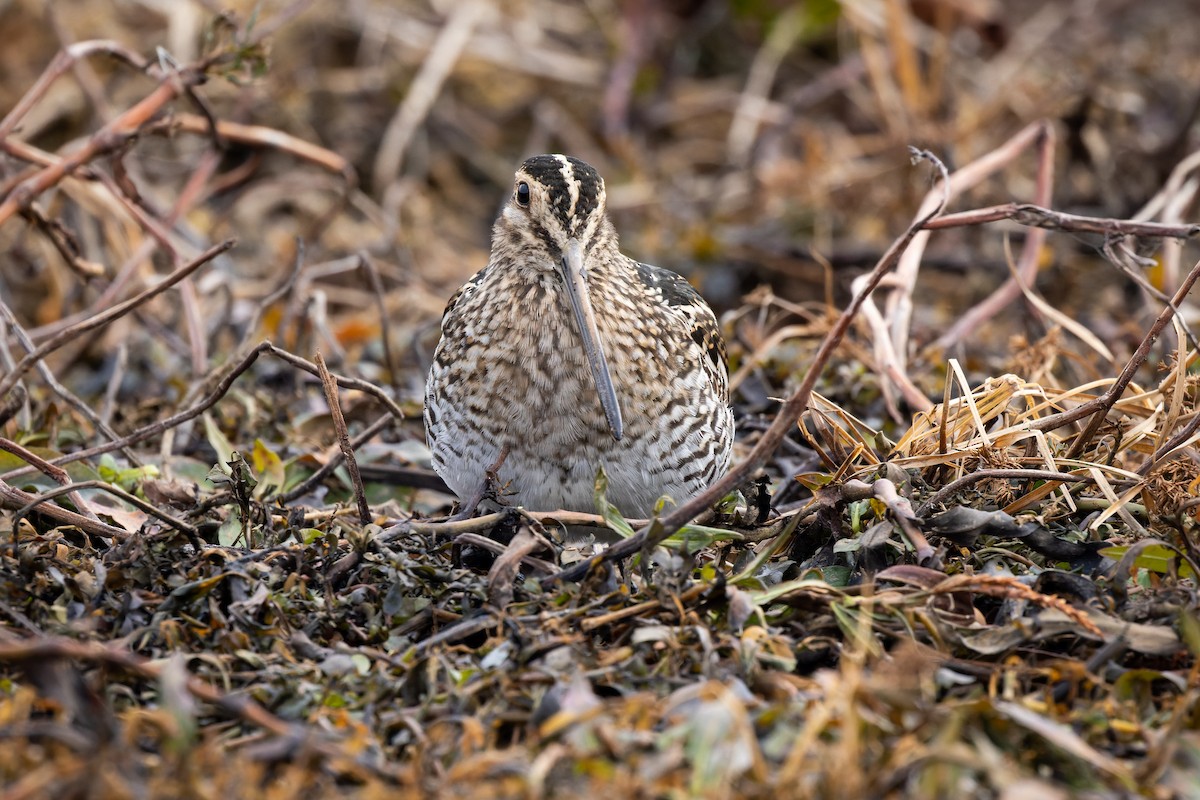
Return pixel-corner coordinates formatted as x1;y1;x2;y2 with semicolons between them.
424;155;733;516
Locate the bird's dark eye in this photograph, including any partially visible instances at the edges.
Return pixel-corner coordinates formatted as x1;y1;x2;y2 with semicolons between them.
515;182;531;207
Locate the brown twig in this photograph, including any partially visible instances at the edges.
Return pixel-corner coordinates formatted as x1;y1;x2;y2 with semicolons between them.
924;574;1103;637
1140;410;1200;477
0;342;406;484
579;580;711;632
931;123;1057;350
0;437;99;525
0;479;127;540
280;413;394;503
0;384;26;428
1060;256;1200;458
454;531;557;577
0;40;149;139
158;113;358;193
372;0;488;190
266;345;409;422
244;239;307;348
99;344;128;428
315;353;371;525
486;527;547;606
923;202;1200;239
380;508;655;543
409;611;498;658
358;251;399;391
0;299;143;465
11;479;198;540
18;204;105;278
0;239;235;400
0;340;268;483
0;67;205;227
544;150;952;586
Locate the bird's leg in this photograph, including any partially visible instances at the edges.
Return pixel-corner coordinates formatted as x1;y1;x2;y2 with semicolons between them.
450;444;511;520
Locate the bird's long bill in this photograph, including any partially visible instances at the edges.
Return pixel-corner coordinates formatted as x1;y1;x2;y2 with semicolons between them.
561;238;624;441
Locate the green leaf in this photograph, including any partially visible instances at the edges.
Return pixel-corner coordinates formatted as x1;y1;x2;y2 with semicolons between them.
300;528;325;544
97;454;160;491
251;438;286;499
594;467;636;539
833;536;862;554
203;413;236;465
217;514;244;547
1099;544;1196;579
821;565;853;587
1179;609;1200;657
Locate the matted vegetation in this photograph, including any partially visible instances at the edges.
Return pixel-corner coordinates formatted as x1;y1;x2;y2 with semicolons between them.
2;1;1200;797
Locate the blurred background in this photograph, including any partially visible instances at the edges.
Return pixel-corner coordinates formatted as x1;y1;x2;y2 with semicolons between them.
2;0;1199;442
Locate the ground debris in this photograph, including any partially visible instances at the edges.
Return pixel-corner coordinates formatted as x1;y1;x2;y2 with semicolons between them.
2;1;1200;797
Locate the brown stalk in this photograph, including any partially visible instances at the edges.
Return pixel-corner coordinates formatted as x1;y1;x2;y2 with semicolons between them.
0;299;143;465
0;40;149;139
0;342;406;484
871;121;1053;417
0;437;99;526
0;69;204;227
160;113;357;192
924;203;1200;239
0;479;127;540
0;239;235;401
1054;255;1200;458
359;252;400;390
486;527;546;607
280;413;394;503
454;531;557;576
11;479;198;540
545;152;952;585
931;123;1057;350
315;352;371;525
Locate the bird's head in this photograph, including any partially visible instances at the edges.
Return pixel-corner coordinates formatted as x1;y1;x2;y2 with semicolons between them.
498;154;623;440
500;154;609;259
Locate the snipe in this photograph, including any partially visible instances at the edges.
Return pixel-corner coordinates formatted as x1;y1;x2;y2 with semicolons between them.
424;154;733;517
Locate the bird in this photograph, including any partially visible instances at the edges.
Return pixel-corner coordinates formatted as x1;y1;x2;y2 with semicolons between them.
424;154;733;518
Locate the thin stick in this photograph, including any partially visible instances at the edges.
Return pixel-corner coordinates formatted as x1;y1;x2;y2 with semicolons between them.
0;342;405;483
923;202;1200;239
99;343;128;427
358;251;399;391
932;126;1057;350
0;67;205;226
280;413;394;503
372;0;487;190
315;353;371;525
0;40;149;138
0;239;235;400
544;151;952;585
12;479;198;539
0;437;99;525
0;479;127;540
1062;256;1200;458
0;385;25;428
0;340;271;481
0;299;143;465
